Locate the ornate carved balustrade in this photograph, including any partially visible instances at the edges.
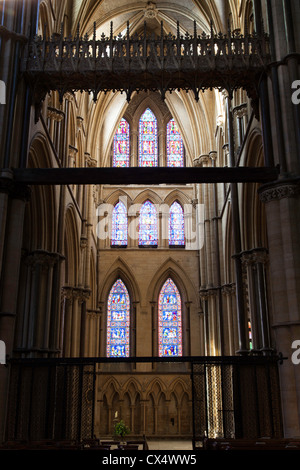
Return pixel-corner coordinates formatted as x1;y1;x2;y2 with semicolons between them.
20;21;271;106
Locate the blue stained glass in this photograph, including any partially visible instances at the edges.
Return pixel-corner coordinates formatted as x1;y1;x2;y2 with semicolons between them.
107;279;130;357
139;200;158;246
158;278;182;357
113;118;130;167
166;119;184;167
169;201;185;246
111;201;128;246
138;108;158;167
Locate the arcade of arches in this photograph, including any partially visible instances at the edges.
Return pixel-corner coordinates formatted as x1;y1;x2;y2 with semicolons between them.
0;0;300;443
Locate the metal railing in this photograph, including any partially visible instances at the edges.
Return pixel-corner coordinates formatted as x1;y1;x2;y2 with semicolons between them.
20;21;271;102
5;355;283;444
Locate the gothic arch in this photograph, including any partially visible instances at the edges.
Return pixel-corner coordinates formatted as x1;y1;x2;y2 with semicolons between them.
147;260;197;357
38;2;53;37
132;94;170;130
146;378;167;404
63;206;80;287
99;259;140;357
100;377;122;405
121;378;143;404
25;134;57;252
242;129;267;249
92;92;128;166
148;258;196;306
104;189;133;207
163;190;191;207
99;257;140;305
132;190;163;207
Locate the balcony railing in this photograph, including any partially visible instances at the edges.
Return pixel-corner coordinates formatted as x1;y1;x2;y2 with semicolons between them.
21;21;271;104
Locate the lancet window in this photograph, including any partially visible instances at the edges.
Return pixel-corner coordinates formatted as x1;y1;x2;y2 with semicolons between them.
106;279;130;357
158;278;182;357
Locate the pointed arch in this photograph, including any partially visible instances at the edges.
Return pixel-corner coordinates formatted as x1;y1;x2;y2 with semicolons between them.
138;108;158;167
158;278;182;357
64;206;80;286
106;278;130;357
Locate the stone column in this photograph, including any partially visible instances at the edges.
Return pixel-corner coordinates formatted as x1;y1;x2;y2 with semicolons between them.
23;250;63;356
259;180;300;437
158;128;166;166
225;93;248;354
159;204;169;248
0;182;30;441
222;284;237;355
131;130;138;166
199;291;209;356
61;286;75;357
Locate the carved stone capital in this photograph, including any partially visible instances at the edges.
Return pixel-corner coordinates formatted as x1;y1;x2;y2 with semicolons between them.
221;283;236;296
61;285;91;303
25;250;64;270
193;154;210;167
233;103;247;118
0;170;31;201
85;152;97;167
240;248;268;267
47;106;64;122
259;178;300;203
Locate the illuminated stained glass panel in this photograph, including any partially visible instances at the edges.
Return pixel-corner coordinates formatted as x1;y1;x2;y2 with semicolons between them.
169;201;185;246
111;201;128;246
113;118;130;167
107;279;130;357
139;200;158;246
166;118;184;167
158;278;182;357
138;108;158;167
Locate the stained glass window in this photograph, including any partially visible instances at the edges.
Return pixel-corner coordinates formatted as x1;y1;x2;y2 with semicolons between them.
139;200;158;246
111;201;128;246
158;278;182;357
169;201;185;246
113;118;130;167
107;279;130;357
138;108;158;167
166;118;184;167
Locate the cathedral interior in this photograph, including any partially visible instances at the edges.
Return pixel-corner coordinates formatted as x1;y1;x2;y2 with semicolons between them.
0;0;300;451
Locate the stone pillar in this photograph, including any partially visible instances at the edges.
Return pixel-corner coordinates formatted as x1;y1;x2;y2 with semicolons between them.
259;180;300;437
159;204;169;248
225;93;248;354
0;182;30;441
131;130;138;166
22;250;64;356
222;284;237;355
158;128;166;166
